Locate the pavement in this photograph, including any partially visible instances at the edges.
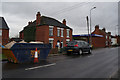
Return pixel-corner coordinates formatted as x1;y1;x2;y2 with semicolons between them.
1;47;119;79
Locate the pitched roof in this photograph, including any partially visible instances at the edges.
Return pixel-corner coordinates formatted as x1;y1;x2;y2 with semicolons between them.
0;17;9;29
39;16;72;29
24;16;72;30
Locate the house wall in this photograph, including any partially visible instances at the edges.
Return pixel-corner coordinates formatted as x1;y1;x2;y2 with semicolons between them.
91;26;106;48
92;37;106;48
106;33;111;47
36;25;49;44
36;25;72;48
20;31;24;39
1;29;9;45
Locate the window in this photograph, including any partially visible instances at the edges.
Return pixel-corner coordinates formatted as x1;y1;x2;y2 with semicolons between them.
0;30;2;36
49;26;53;36
61;28;64;37
109;36;111;40
106;35;108;39
66;39;70;43
57;28;60;37
106;41;108;46
67;29;70;37
49;38;54;48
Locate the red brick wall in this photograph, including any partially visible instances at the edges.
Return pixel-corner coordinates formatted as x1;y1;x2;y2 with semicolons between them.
92;28;106;48
35;25;49;44
19;31;24;39
0;36;2;44
69;29;73;41
92;37;106;48
35;25;72;48
49;26;72;48
117;36;120;45
1;29;9;45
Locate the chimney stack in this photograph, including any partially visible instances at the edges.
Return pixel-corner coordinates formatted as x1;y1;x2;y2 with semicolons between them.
36;12;41;26
102;28;106;32
95;25;99;30
62;19;66;25
108;32;111;35
28;21;32;25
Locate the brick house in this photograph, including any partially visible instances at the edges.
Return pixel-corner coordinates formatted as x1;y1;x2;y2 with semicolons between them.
91;25;111;48
116;35;120;45
19;30;24;39
73;25;112;48
111;35;118;45
20;12;72;48
0;17;9;45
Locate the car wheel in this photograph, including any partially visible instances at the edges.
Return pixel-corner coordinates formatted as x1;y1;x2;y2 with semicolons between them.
78;49;82;55
88;49;92;54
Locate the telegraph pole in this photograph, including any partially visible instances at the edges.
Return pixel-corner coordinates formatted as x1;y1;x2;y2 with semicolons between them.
86;16;89;43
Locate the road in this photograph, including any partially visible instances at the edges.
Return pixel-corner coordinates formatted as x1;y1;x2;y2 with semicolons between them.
2;47;119;78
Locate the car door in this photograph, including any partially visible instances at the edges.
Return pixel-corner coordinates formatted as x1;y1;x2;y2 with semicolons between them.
83;42;90;51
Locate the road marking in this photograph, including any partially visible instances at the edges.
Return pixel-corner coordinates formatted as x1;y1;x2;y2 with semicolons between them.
25;63;56;70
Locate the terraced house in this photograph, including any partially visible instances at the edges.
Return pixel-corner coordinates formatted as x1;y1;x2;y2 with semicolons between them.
20;12;73;48
0;17;9;45
92;25;111;48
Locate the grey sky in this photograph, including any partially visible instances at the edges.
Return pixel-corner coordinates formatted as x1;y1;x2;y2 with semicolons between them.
1;1;119;38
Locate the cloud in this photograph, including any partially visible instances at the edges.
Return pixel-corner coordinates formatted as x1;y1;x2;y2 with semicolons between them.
2;2;118;37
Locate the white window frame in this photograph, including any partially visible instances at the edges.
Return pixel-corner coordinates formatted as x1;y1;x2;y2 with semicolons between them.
66;39;70;41
67;29;70;38
57;28;60;37
49;26;54;36
0;30;2;36
61;28;64;37
106;41;108;46
109;36;111;40
49;38;54;48
106;35;108;39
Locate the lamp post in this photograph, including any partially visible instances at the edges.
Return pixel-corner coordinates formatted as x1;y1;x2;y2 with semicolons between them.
90;7;96;45
115;25;119;35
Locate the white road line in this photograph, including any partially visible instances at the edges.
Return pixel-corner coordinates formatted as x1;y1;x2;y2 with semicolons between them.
25;63;56;71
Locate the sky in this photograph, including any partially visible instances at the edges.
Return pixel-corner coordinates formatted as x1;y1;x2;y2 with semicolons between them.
0;0;120;38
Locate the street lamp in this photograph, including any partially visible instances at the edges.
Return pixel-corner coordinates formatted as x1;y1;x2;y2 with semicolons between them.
115;25;119;35
90;7;96;45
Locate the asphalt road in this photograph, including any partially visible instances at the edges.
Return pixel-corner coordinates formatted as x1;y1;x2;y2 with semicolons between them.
2;47;119;78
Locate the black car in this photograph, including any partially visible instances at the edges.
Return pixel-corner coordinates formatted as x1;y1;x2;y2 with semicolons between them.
65;40;92;55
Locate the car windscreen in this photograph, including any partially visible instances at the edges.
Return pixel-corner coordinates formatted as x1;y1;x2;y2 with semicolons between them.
67;41;77;46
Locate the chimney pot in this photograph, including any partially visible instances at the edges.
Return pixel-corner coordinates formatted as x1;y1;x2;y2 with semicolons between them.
36;12;41;25
62;19;66;25
95;25;99;30
102;28;106;32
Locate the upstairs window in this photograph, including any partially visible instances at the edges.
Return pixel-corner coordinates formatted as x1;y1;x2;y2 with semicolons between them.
57;28;60;37
61;28;64;37
67;29;70;38
49;26;53;36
